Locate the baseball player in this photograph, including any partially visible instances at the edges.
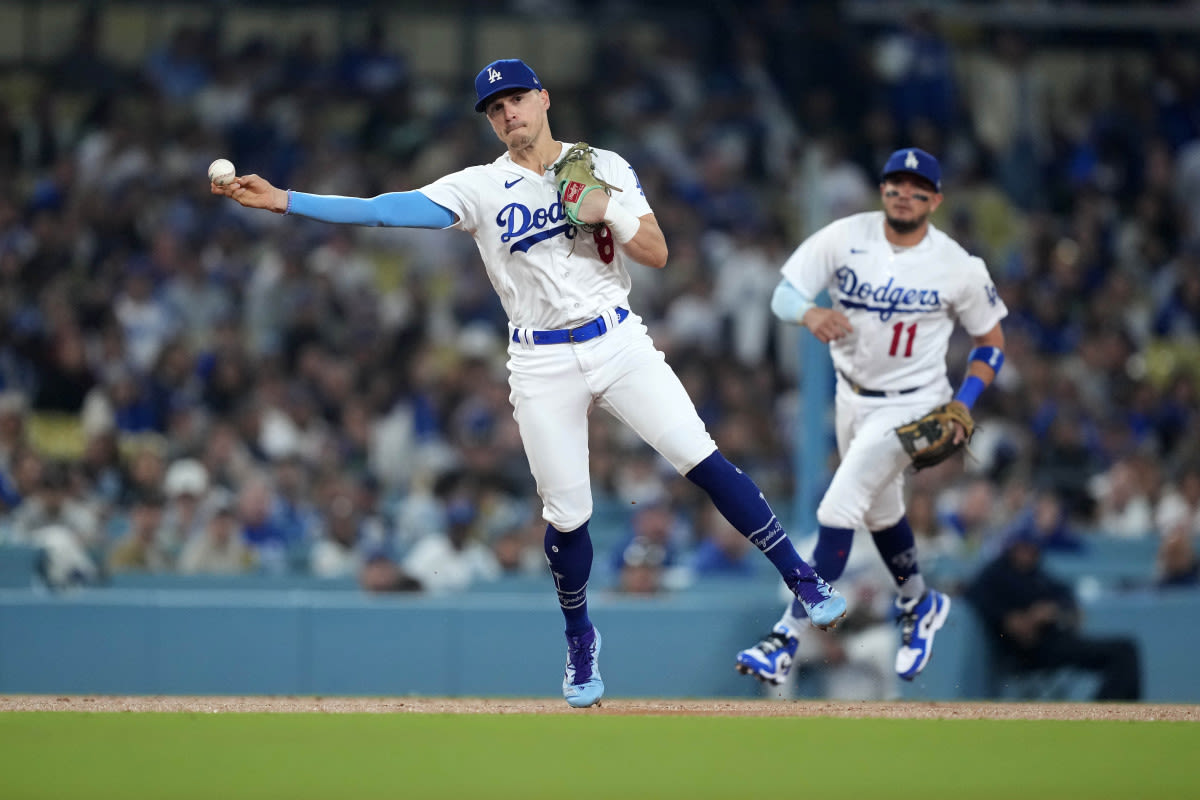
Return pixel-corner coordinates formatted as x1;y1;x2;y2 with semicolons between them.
735;147;1008;686
211;58;846;708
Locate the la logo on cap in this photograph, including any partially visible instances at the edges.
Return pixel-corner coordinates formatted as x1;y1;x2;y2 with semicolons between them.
488;67;503;83
905;150;919;169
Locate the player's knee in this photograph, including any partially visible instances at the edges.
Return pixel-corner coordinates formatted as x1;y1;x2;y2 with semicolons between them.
541;493;593;533
816;502;861;532
542;482;592;537
864;509;905;531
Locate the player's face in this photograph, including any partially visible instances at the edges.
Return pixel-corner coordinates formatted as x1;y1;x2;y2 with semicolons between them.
484;89;549;151
881;174;942;234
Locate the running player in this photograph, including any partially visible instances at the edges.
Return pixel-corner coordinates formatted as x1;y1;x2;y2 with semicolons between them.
736;147;1007;686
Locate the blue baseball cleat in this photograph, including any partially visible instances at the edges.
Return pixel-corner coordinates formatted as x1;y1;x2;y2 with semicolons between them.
562;626;604;708
791;573;848;630
735;622;799;685
894;589;951;680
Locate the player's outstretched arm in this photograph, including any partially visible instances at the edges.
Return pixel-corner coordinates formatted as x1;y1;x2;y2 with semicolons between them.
211;174;289;213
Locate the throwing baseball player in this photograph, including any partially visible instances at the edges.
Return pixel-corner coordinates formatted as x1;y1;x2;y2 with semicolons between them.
735;147;1008;687
211;59;846;708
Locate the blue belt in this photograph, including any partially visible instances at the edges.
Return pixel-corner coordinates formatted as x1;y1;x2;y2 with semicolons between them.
514;307;629;345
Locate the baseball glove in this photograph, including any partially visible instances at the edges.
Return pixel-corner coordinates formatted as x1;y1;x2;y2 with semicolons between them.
894;400;975;470
547;143;621;232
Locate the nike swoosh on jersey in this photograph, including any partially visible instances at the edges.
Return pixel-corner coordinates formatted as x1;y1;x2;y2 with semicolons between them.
505;178;524;188
850;248;867;253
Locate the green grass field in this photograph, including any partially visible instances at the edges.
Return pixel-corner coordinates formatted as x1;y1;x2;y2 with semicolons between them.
0;712;1195;800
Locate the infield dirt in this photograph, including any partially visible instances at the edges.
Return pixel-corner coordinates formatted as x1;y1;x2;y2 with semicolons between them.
2;695;1195;721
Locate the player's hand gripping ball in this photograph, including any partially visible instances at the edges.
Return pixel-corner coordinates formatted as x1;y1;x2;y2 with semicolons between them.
895;400;975;470
208;158;236;186
546;143;620;232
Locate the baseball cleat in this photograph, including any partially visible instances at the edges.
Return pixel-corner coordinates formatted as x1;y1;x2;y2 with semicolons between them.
562;626;604;708
735;622;799;685
791;574;848;630
894;589;951;680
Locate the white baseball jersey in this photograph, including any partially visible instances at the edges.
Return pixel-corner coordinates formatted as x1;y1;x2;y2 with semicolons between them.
418;142;652;330
780;211;1008;393
415;142;716;531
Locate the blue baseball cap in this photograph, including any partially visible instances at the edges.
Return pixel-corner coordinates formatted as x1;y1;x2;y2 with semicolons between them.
474;59;543;113
880;147;942;191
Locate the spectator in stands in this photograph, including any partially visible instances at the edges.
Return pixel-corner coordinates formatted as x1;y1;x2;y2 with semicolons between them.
401;472;500;593
359;552;423;594
997;488;1086;554
966;527;1142;701
158;457;212;559
0;391;29;478
1155;461;1200;540
1089;456;1156;539
31;323;96;415
234;473;294;574
488;511;546;575
5;460;101;588
925;476;999;553
142;25;213;102
106;488;170;573
1156;530;1199;588
607;498;691;580
7;460;101;553
177;490;256;575
308;479;382;579
267;454;322;548
615;535;668;596
688;504;760;578
119;434;169;507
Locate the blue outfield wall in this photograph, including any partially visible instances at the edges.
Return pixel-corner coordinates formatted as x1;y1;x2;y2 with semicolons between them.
1;582;1198;702
0;584;777;699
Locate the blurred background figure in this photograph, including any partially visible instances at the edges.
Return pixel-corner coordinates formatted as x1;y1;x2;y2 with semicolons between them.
401;471;500;593
106;487;170;573
1156;530;1199;588
177;490;256;575
966;529;1142;701
158;457;212;561
688;504;762;579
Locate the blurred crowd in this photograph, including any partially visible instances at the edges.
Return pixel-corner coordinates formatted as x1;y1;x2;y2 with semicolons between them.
0;4;1197;598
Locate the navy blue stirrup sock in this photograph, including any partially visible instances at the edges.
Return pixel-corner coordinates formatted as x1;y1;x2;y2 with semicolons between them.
790;525;854;619
686;451;812;579
871;516;921;589
544;522;594;636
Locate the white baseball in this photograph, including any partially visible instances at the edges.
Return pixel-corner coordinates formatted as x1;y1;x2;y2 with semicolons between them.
208;158;236;186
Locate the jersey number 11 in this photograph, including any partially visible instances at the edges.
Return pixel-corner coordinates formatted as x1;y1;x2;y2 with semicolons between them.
888;321;917;357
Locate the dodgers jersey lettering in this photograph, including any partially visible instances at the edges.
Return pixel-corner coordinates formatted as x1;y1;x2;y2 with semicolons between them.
780;211;1008;392
418;142;650;330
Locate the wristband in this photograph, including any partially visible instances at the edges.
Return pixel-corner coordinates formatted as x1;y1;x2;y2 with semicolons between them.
285;189;293;215
954;374;986;409
603;199;641;244
968;345;1004;374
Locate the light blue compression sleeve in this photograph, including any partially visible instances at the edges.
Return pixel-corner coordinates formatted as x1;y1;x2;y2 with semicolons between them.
285;190;455;229
770;278;815;323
